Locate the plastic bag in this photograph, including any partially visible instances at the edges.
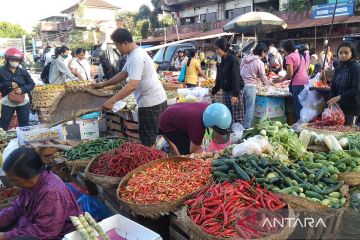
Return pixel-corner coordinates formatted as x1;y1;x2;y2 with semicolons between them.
299;86;325;123
178;64;186;83
232;135;272;157
321;103;345;126
230;123;244;144
77;195;112;221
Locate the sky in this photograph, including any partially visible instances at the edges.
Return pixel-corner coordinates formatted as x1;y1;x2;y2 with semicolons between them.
0;0;153;32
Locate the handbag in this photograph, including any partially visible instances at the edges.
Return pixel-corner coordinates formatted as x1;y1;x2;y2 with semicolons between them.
8;91;25;104
178;64;187;83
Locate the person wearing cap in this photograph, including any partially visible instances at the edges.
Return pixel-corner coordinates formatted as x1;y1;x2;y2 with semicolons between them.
159;102;232;156
175;50;188;71
0;47;35;130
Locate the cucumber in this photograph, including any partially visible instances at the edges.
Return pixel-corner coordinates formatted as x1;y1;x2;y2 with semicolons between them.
266;172;278;180
330;174;339;181
245;167;259;176
224;159;236;166
213;171;229;179
271;166;293;187
345;166;353;173
212;160;226;167
320;181;344;195
258;158;269;168
315;167;327;183
250;160;266;174
340;197;347;205
256;177;267;183
310;198;322;203
327;165;340;175
308;173;316;179
329;192;341;199
314;153;327;160
279;186;301;194
305;163;323;169
299;193;306;198
302;167;315;175
299;182;311;191
321;199;331;206
228;173;239;179
296;172;307;180
213;165;229;172
268;177;281;184
305;190;324;200
233;162;250;181
298;161;305;167
314;160;332;167
349;149;360;157
328;197;340;204
321;178;337;185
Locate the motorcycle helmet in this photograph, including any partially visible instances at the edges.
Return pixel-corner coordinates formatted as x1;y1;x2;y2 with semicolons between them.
91;49;106;64
203;103;232;144
5;47;24;61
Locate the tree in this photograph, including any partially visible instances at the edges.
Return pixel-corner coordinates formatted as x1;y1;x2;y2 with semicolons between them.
116;10;137;33
139;20;150;39
0;22;27;38
281;0;311;12
136;5;152;20
160;16;176;27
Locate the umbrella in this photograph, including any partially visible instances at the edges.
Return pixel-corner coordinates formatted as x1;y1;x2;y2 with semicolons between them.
223;11;287;39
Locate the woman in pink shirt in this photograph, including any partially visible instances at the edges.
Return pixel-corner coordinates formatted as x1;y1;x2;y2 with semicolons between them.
274;40;309;121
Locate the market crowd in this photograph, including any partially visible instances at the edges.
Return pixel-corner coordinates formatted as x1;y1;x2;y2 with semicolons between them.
0;27;359;239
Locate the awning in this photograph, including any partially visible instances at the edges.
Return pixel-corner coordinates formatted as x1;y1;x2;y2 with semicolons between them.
286;15;360;30
140;28;226;44
143;32;234;52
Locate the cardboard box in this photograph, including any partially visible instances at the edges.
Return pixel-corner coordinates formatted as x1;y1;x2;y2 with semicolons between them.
254;96;285;118
79;119;99;140
64;214;162;240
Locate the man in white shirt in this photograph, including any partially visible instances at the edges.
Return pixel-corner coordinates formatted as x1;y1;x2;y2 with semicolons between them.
93;28;167;146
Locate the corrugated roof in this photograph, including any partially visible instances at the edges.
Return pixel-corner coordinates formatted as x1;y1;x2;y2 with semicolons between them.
286;15;360;29
61;0;120;14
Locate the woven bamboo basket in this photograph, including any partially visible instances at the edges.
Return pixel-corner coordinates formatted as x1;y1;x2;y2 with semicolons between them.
176;205;295;240
276;184;349;239
31;88;65;108
299;123;360;137
65;159;92;172
84;153;122;189
117;157;211;219
339;172;360;186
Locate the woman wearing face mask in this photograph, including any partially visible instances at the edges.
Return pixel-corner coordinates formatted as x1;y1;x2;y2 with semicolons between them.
70;48;92;81
0;47;35;130
212;38;244;124
328;41;360;126
48;45;78;84
240;42;272;129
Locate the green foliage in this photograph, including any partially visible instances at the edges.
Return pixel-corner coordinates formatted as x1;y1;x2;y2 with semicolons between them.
136;5;152;21
160;16;176;27
139;20;150;39
116;10;137;33
67;30;94;51
281;0;311;12
0;22;27;38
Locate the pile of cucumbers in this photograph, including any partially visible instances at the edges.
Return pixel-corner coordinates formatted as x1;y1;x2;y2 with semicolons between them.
212;155;346;208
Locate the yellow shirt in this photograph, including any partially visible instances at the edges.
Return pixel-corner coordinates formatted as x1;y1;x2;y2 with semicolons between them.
185;58;200;85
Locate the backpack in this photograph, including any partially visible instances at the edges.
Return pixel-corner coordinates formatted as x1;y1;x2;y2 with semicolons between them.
40;62;51;84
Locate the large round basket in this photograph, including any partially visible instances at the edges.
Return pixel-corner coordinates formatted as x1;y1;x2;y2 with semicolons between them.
176;205;295;240
65;158;92;172
299;123;360;137
117;157;211;219
85;153;122;189
275;184;349;239
339;172;360;186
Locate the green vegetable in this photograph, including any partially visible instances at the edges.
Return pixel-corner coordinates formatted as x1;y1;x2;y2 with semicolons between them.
213;171;229;179
213;165;229;172
315;167;327;183
321;199;331;206
266;172;278;179
320;181;344;195
340;197;347;205
279;186;301;194
305;190;324;200
233;162;250;181
329;192;342;199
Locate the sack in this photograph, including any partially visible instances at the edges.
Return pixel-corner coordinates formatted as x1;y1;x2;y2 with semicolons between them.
178;64;187;83
8;91;24;104
322;103;345;126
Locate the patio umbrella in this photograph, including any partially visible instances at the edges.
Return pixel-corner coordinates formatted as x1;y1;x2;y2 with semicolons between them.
223;11;287;40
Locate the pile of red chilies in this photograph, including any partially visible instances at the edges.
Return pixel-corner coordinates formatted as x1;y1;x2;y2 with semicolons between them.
91;143;167;177
184;180;287;239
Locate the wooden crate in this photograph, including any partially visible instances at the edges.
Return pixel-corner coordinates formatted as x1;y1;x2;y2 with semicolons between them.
123;120;139;130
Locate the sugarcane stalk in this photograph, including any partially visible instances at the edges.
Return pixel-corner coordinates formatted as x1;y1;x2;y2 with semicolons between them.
79;214;98;240
84;212;111;240
70;216;92;240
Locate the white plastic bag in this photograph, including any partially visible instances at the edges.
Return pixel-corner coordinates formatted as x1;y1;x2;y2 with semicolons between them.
299;85;325;123
230;123;244;144
232;135;272;157
112;100;127;113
